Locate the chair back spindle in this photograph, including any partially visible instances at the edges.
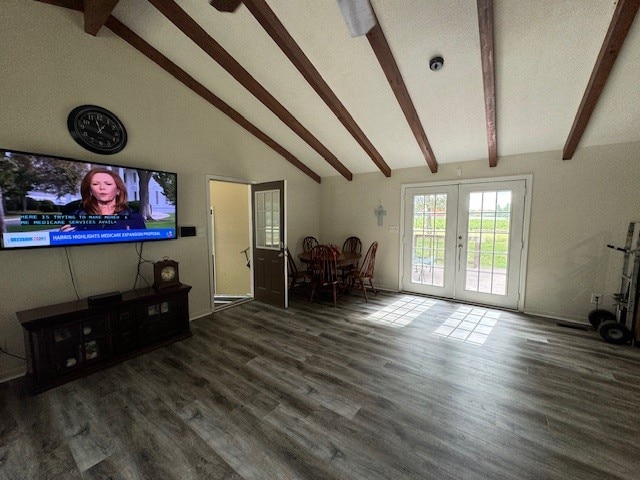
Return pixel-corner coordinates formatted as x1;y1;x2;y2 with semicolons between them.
340;236;362;274
309;245;339;306
286;247;309;292
303;236;319;252
360;241;378;278
349;241;378;302
342;236;362;255
286;247;298;276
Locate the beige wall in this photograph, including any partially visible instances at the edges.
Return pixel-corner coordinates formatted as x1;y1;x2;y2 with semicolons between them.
0;2;320;380
210;181;251;295
320;141;640;321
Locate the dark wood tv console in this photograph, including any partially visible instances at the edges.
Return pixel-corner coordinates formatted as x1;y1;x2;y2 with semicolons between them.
17;284;192;394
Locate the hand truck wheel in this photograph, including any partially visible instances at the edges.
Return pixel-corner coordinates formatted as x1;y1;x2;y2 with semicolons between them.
597;320;632;345
588;309;616;329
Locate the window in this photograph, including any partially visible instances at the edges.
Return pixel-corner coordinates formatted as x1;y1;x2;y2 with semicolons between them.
254;190;280;249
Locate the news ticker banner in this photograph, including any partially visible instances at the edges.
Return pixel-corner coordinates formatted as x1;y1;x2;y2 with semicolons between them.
20;213;132;227
3;229;175;248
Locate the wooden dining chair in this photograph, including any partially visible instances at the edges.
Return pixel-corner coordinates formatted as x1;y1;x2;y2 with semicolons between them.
309;245;339;307
348;241;378;302
302;236;319;252
286;247;309;293
339;236;362;277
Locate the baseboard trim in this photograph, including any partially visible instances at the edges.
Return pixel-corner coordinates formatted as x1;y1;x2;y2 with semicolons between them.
190;309;214;321
523;309;587;324
214;297;254;312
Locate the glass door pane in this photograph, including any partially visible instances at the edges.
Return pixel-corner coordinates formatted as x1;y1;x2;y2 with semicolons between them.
254;189;280;249
464;190;511;295
412;193;447;287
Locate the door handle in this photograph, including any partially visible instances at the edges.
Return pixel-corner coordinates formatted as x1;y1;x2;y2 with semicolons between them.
457;243;463;272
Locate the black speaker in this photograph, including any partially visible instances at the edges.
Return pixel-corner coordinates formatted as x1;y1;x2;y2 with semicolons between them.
180;226;196;237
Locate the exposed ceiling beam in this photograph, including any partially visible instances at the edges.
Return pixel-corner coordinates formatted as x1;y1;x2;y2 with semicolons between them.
241;0;391;177
477;0;497;168
209;0;241;13
148;0;353;181
104;17;321;183
365;14;438;173
83;0;119;35
34;0;321;183
36;0;83;9
563;0;640;160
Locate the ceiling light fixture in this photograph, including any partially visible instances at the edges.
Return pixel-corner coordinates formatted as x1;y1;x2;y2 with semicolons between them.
429;56;444;71
337;0;377;37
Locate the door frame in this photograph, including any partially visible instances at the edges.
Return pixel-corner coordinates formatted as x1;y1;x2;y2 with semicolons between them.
399;174;533;311
206;174;254;312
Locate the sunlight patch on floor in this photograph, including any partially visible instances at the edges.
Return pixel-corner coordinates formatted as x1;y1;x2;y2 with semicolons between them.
367;296;436;327
434;306;500;345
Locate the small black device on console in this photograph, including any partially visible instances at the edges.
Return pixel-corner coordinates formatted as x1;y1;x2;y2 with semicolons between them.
87;291;123;307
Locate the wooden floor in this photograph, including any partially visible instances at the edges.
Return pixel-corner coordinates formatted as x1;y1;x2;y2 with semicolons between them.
2;290;640;479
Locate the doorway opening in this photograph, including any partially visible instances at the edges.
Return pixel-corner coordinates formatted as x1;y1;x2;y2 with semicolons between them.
208;178;253;312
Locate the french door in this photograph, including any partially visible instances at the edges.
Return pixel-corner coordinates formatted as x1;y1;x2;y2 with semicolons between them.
402;179;527;309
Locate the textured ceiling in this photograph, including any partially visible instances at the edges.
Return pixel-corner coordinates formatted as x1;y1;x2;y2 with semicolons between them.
106;0;638;179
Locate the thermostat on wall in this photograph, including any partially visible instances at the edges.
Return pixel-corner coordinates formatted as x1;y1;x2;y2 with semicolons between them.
180;226;196;237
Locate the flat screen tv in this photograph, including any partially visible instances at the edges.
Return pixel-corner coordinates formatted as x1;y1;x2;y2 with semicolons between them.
0;148;177;250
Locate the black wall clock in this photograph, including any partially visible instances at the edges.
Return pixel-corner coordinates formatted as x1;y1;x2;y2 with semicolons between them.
67;105;127;155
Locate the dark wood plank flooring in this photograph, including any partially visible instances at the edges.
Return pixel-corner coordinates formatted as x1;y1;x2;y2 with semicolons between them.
2;290;640;479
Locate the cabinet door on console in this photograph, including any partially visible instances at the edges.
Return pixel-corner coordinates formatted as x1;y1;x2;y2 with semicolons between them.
48;314;111;375
138;296;184;345
81;316;111;363
49;322;83;375
112;308;138;354
159;299;182;336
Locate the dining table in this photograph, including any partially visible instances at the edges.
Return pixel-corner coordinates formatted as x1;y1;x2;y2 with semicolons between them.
298;249;362;299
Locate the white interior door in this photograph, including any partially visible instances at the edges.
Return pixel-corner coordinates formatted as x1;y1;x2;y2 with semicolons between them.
403;179;527;309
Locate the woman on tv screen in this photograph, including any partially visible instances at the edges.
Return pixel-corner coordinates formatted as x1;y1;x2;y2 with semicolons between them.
61;167;146;231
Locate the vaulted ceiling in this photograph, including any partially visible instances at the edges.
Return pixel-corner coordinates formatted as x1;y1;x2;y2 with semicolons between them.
37;0;640;182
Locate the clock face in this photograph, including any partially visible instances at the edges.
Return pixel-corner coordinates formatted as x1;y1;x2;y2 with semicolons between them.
161;266;176;281
67;105;127;155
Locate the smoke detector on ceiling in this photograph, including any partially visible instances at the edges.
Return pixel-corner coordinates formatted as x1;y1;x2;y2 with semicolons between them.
429;56;444;71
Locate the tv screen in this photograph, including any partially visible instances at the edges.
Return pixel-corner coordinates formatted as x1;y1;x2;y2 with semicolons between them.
0;148;177;250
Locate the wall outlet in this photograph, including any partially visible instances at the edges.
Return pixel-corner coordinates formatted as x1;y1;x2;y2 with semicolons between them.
389;225;399;234
590;293;602;304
